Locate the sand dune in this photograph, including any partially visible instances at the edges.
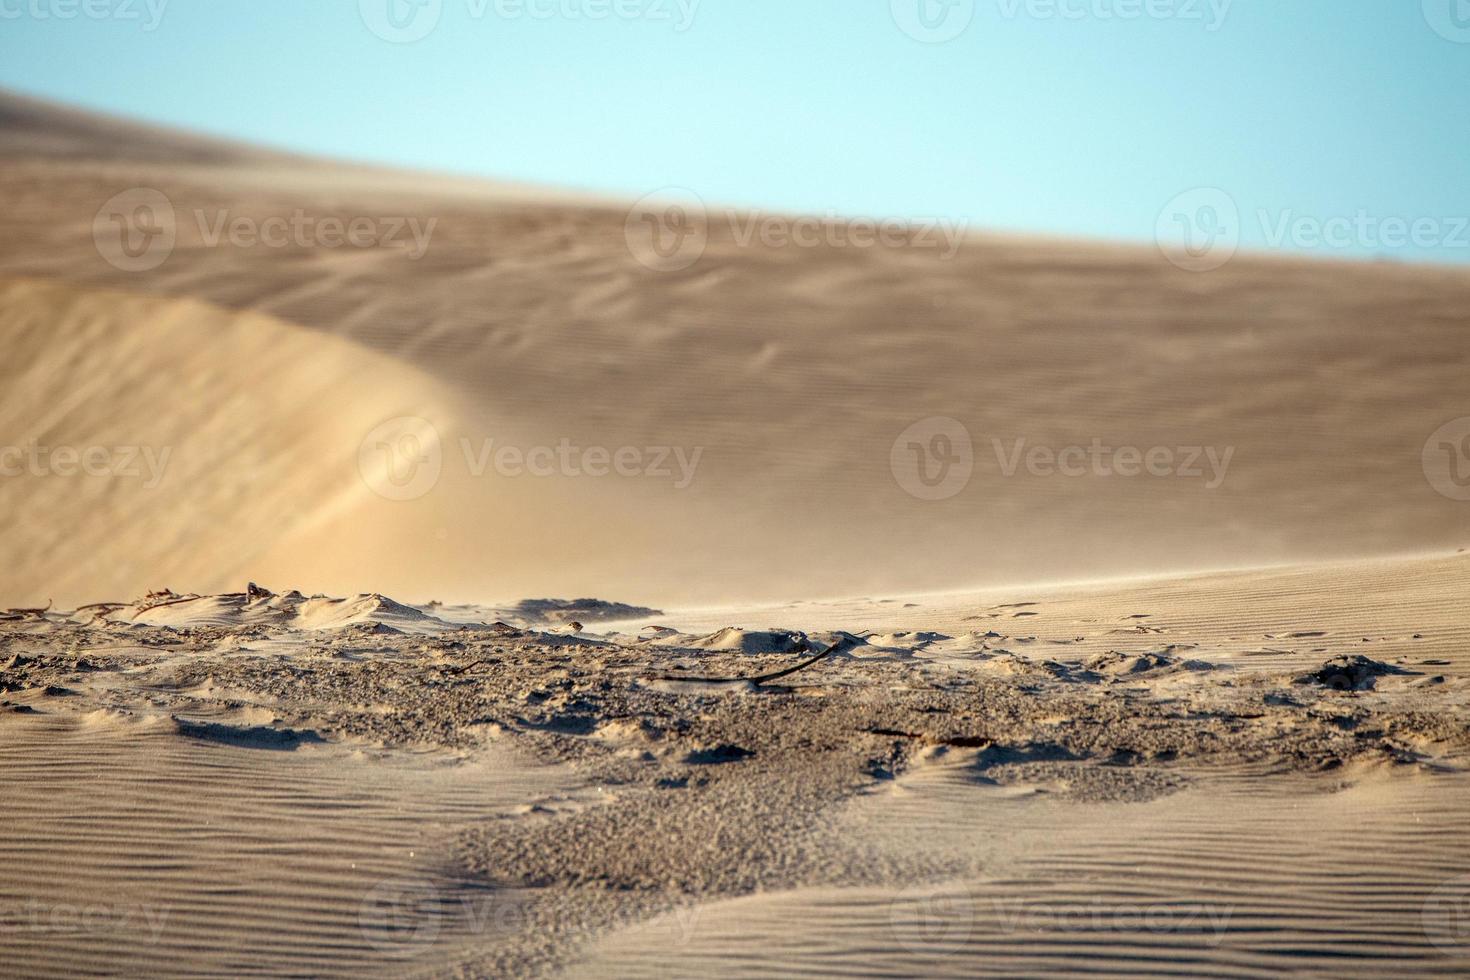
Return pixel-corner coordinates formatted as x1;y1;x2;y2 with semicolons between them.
0;90;304;166
0;278;459;607
5;93;1470;978
2;91;1469;608
5;552;1470;975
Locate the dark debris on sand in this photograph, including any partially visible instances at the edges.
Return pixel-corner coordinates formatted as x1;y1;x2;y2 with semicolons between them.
2;617;1467;975
1295;655;1408;691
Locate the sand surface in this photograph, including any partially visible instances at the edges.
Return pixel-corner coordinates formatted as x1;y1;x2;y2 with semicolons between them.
3;92;1470;977
5;553;1470;975
2;92;1470;608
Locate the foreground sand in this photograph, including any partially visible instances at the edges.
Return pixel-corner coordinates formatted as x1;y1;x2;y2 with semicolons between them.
4;552;1469;976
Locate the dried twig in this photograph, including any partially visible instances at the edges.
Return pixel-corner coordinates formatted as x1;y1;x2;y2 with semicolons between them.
438;659;496;677
1;600;52;621
651;639;848;686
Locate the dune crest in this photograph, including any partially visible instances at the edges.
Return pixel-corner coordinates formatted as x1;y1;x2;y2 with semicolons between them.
0;278;458;606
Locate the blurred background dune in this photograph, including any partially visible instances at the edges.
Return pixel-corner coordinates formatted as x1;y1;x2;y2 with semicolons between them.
2;92;1468;607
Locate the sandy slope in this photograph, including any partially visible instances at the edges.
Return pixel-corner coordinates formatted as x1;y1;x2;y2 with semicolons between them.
1;91;1469;607
0;278;460;606
601;550;1470;675
4;93;1470;978
0;711;586;978
3;553;1470;976
0;275;691;610
580;770;1470;978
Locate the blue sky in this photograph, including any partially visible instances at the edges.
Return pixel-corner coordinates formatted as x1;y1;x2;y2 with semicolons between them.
3;0;1469;262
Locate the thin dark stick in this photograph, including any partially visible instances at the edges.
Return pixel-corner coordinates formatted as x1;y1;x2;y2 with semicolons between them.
651;641;841;686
